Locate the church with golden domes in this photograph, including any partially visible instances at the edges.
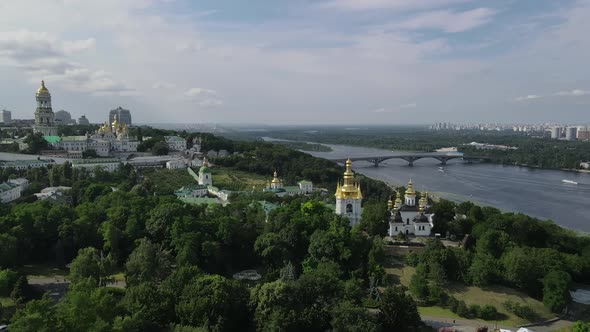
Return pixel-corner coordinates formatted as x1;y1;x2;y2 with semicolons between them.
334;159;363;226
33;81;58;136
263;171;314;197
387;179;434;237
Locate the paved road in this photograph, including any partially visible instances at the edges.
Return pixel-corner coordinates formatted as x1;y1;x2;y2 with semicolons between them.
422;315;575;332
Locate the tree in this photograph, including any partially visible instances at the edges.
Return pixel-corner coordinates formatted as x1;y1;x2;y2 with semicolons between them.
69;247;114;286
152;142;169;156
9;295;57;332
176;274;250;331
573;321;590;332
409;266;429;301
55;278;118;331
23;133;48;154
125;239;172;286
468;253;498;286
360;202;389;237
543;270;572;313
0;268;19;296
0;233;18;268
122;282;175;330
330;301;380;332
379;286;422;332
10;276;30;306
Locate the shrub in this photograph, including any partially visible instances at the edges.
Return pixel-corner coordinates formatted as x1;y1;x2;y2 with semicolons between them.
503;300;539;321
468;304;481;318
479;305;499;320
405;253;420;267
0;269;19;296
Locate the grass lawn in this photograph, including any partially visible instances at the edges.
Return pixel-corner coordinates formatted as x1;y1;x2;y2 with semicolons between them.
212;167;268;191
19;263;68;278
418;306;462;319
386;264;553;326
143;168;197;195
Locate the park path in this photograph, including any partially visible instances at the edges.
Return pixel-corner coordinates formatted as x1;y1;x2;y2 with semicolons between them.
422;314;574;332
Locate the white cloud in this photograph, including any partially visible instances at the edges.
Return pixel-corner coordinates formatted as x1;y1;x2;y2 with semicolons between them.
152;81;176;89
176;41;202;53
199;99;223;107
373;103;417;112
185;88;216;97
62;38;96;54
319;0;471;12
515;95;542;101
394;8;496;33
0;29;133;96
399;103;417;109
555;89;590;96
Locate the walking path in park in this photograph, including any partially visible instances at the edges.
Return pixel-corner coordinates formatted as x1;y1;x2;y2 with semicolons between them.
422;314;575;332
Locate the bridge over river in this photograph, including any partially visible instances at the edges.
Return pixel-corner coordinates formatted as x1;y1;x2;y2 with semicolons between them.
329;153;489;166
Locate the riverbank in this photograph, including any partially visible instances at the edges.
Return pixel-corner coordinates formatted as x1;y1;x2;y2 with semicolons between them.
303;141;590;232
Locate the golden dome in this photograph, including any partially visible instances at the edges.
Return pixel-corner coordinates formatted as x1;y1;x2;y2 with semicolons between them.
37;80;49;94
271;170;281;184
387;196;394;210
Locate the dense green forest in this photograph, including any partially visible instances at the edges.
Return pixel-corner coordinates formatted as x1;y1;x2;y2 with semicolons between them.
1;131;589;331
226;126;590;170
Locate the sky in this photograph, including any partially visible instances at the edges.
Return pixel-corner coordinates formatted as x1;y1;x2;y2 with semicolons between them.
0;0;589;125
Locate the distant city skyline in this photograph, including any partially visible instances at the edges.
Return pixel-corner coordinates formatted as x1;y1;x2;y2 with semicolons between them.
0;0;589;124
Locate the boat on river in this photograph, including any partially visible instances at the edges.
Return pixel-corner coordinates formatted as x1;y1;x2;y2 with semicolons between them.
562;179;578;185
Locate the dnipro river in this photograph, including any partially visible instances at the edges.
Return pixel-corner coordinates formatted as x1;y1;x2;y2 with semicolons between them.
302;142;590;232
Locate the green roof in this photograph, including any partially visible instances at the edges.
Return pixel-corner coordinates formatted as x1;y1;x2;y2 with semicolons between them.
43;136;61;143
199;166;211;173
0;182;15;192
298;180;312;184
178;197;222;205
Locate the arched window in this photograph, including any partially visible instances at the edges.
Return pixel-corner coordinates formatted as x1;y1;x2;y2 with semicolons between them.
346;203;353;213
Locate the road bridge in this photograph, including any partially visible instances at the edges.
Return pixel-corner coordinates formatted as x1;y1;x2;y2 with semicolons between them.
329;153;489;167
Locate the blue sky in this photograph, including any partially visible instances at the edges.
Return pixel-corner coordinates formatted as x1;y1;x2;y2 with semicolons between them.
0;0;589;124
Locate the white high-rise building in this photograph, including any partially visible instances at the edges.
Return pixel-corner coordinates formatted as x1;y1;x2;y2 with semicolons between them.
334;159;363;226
33;81;58;136
0;110;11;124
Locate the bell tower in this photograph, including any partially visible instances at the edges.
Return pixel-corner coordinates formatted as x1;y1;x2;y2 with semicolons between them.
33;80;58;136
334;159;363;226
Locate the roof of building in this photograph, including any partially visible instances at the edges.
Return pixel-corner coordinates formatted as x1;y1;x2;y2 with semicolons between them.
178;197;222;205
60;136;88;142
0;159;52;166
298;180;312;185
43;136;61;143
71;158;120;165
0;182;15;192
175;185;208;195
165;136;186;142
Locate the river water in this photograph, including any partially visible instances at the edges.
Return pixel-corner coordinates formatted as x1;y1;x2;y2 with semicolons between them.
303;143;590;232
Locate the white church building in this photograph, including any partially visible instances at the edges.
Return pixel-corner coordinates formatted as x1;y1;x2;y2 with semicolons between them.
388;179;434;237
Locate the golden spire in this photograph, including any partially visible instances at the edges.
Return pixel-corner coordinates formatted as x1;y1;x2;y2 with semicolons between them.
394;192;402;210
387;196;394;210
203;158;209;167
334;180;342;198
406;178;416;196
